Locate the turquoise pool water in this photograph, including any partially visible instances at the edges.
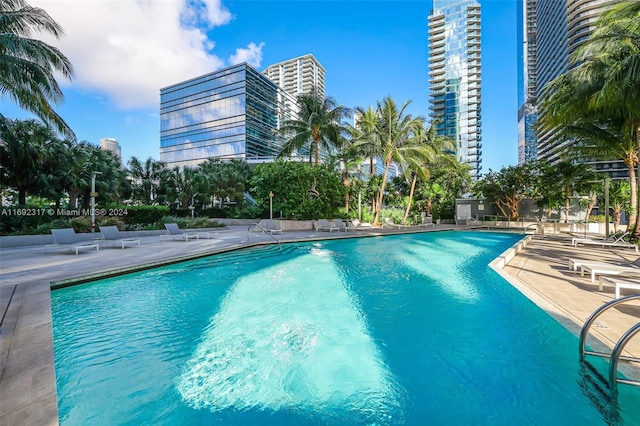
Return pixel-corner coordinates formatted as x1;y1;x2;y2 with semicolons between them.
51;231;640;425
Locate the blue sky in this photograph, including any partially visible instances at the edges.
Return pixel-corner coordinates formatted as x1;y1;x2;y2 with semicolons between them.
1;0;518;173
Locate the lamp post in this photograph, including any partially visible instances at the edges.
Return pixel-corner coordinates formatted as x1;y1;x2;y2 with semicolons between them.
91;171;102;233
604;177;610;237
269;191;274;220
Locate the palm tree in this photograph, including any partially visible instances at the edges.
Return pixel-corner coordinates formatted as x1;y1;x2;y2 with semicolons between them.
0;117;57;204
163;166;201;210
278;93;350;165
352;106;383;175
542;1;640;232
59;141;90;208
0;0;75;140
399;121;456;223
200;159;251;208
371;96;425;226
329;138;363;213
416;181;445;217
127;157;167;204
608;180;631;232
350;106;384;214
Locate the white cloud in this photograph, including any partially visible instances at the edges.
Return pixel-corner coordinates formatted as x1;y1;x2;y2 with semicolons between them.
30;0;261;110
229;42;265;68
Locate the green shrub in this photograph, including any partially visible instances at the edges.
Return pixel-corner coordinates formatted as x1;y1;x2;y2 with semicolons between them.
0;204;56;235
97;216;126;230
36;219;70;235
68;216;92;233
227;204;266;219
106;204;170;226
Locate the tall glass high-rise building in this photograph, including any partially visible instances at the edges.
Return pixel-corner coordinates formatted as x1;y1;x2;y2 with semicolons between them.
428;0;482;179
160;63;296;169
534;0;617;167
517;0;538;164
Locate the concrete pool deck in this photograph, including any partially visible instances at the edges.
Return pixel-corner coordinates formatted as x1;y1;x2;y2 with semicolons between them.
1;225;639;425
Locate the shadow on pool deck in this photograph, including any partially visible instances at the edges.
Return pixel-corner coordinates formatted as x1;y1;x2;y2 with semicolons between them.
1;225;639;425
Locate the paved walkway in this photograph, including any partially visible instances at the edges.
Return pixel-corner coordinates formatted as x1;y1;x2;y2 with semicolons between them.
1;225;639;425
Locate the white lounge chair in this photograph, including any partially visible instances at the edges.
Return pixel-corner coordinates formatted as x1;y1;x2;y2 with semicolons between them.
317;219;339;232
568;258;631;273
99;225;140;249
164;223;199;241
333;219;355;232
262;220;282;235
598;276;640;298
163;223;217;241
350;219;372;230
419;216;434;228
49;228;100;255
383;217;410;229
579;261;640;283
571;231;628;247
573;232;638;252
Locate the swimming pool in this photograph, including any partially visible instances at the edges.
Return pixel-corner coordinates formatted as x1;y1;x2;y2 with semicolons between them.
51;231;640;425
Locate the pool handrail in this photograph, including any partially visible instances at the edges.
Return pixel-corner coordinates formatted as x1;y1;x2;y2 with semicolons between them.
579;294;640;398
246;222;282;250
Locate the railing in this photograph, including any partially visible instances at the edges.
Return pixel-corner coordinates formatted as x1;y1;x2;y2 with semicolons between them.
579;295;640;398
481;216;559;234
523;223;544;238
246;222;282;250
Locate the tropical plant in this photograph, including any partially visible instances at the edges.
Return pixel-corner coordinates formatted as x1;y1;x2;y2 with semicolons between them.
539;161;601;223
415;181;445;217
328;138;363;213
162;166;202;210
473;162;542;219
350;105;384;213
199;159;251;208
249;160;344;220
351;105;383;175
398;121;456;223
608;179;631;232
370;96;425;226
278;93;351;165
423;160;473;219
0;117;57;204
0;0;75;139
127;156;167;205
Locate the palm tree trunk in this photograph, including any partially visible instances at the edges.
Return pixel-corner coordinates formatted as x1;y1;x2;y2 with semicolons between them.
18;189;26;205
373;156;392;226
343;173;350;213
403;174;418;224
314;139;320;166
583;193;596;224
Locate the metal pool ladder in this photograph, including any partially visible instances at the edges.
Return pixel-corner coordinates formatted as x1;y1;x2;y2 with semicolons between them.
579;294;640;399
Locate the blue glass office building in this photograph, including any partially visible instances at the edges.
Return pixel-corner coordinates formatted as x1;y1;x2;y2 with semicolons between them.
160;63;296;168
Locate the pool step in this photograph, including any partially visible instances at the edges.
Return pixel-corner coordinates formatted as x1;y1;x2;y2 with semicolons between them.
179;243;299;272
